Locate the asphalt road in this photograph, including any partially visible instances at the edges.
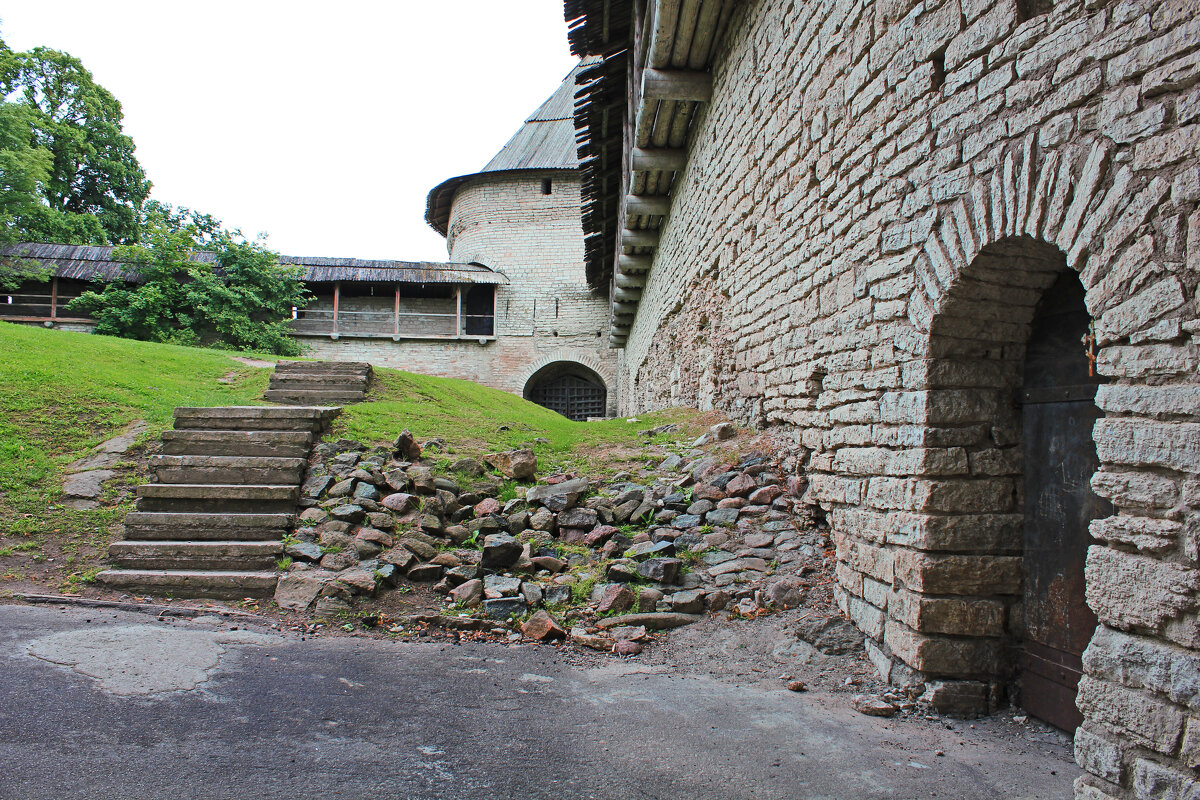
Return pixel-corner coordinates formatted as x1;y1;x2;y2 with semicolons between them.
0;604;1074;800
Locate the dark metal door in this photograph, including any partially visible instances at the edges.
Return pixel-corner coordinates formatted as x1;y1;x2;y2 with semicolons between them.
530;374;607;421
1019;271;1111;732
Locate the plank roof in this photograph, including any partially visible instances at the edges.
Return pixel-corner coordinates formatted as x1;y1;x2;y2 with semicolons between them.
424;59;598;236
0;243;508;285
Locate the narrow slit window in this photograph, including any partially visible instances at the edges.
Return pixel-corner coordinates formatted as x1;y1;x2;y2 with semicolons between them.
541;178;553;195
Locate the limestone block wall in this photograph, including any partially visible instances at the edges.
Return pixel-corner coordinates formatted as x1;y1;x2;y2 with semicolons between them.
617;0;1200;796
446;170;619;407
293;170;618;415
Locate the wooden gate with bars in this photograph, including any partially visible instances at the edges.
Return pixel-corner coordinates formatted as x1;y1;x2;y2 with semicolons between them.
528;374;607;421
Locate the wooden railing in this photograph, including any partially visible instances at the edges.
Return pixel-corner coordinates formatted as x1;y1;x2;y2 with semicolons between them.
289;308;495;338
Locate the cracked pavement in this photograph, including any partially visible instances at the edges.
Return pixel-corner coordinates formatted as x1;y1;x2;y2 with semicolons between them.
0;604;1074;800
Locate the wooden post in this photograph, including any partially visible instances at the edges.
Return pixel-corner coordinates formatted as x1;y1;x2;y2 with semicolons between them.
49;277;58;320
393;283;400;336
332;282;340;335
455;286;462;337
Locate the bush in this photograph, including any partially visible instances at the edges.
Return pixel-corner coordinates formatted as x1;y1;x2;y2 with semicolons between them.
67;206;309;355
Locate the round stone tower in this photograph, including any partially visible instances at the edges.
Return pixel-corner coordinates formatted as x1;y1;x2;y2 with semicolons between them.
426;61;617;420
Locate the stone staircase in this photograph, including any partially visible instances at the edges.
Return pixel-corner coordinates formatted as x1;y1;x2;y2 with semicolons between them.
97;405;339;599
263;360;371;405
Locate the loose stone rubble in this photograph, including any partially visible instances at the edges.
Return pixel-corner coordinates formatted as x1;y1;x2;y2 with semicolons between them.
275;422;836;654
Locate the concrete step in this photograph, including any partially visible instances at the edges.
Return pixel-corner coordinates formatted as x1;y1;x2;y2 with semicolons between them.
149;455;306;485
274;360;371;374
123;512;292;540
135;483;297;513
268;374;370;390
263;388;366;405
173;406;340;432
95;569;279;599
161;430;312;458
108;540;282;570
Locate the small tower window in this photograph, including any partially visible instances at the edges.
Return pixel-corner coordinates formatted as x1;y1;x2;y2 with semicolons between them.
541;178;553;195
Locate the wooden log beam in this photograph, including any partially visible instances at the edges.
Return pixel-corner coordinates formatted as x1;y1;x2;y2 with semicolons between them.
625;195;671;216
622;228;660;248
641;68;712;102
631;147;687;172
618;254;654;273
393;284;400;336
332;281;341;335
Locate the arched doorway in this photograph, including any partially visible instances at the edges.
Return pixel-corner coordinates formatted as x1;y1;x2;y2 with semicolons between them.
1019;270;1111;730
524;362;607;421
910;237;1110;729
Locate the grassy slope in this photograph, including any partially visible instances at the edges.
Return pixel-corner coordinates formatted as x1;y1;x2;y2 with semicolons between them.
339;369;695;476
0;322;698;592
0;321;273;589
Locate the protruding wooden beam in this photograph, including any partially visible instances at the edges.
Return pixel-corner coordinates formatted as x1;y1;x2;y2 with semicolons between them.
332;281;341;335
618;254;654;273
622;228;660;248
641;68;713;102
615;272;647;289
625;195;671;216
631;147;687;172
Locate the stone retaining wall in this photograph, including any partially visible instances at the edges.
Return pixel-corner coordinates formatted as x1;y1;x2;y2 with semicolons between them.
616;0;1200;796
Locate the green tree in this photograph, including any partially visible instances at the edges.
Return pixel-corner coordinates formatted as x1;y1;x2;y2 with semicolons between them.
67;204;309;355
0;39;149;245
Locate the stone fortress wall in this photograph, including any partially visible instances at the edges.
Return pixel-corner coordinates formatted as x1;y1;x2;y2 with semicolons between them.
303;169;618;415
613;0;1200;796
446;170;619;411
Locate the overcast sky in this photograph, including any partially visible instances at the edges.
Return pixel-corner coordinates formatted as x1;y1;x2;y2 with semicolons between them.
2;1;578;261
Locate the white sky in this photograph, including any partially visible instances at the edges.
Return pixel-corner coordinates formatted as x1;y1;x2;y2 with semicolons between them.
2;1;578;261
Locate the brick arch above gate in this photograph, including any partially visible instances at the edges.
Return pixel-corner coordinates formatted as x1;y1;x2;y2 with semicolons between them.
902;131;1182;349
520;349;619;417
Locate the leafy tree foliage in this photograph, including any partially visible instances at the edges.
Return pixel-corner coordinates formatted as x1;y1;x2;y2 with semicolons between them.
67;204;309;355
0;35;149;245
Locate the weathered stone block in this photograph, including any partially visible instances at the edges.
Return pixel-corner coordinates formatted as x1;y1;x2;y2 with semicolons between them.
890;589;1007;636
1095;419;1200;474
1082;626;1200;712
1091;469;1179;509
1131;756;1200;800
885;622;1002;675
1085;546;1199;633
835;533;894;583
1076;676;1185;755
1074;725;1126;784
894;551;1021;595
1090;515;1181;554
920;680;992;717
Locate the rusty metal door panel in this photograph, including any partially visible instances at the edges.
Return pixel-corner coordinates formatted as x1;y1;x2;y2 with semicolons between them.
1019;272;1111;732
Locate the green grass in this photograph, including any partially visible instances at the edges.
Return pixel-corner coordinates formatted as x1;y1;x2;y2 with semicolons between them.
0;321;276;590
335;367;696;475
0;320;704;592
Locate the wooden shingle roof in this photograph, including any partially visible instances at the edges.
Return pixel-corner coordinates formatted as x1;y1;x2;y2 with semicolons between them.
0;243;508;285
424;59;597;237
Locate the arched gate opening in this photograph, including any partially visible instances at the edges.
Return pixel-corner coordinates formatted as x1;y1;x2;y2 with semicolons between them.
915;237;1110;730
524;361;607;421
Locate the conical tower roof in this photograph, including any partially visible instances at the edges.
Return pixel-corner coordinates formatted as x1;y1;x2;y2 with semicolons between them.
425;59;593;236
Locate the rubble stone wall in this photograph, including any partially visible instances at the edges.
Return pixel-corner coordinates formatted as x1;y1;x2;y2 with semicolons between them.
616;0;1200;796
